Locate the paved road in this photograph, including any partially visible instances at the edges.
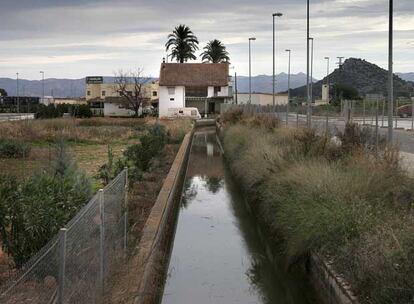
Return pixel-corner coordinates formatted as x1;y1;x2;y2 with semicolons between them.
0;113;34;122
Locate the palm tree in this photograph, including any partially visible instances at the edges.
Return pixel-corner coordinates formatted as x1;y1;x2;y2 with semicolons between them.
201;39;230;63
165;25;199;63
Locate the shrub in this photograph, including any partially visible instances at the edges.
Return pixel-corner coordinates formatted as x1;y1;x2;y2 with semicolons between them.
71;104;93;118
223;122;414;303
0;140;31;158
97;145;129;185
221;107;244;124
125;124;167;173
35;104;63;119
0;141;92;266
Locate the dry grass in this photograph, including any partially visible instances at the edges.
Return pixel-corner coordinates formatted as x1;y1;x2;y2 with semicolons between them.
223;122;414;304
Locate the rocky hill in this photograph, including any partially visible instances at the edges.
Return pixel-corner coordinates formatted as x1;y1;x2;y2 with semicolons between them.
291;58;414;98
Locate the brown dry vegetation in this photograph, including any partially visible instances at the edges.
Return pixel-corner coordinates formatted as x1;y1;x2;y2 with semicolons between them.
222;111;414;304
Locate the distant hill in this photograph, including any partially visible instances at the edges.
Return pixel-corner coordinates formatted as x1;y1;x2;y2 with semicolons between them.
397;73;414;83
236;73;317;94
0;73;314;98
291;58;414;98
0;78;85;98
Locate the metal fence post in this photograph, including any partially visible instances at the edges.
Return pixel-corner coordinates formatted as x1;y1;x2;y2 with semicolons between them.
58;228;67;304
98;189;105;298
124;168;129;256
411;99;414;130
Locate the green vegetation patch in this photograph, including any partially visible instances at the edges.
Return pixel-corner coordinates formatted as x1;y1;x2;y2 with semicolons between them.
223;116;414;303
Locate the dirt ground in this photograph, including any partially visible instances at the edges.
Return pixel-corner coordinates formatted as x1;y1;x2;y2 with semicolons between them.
104;143;180;304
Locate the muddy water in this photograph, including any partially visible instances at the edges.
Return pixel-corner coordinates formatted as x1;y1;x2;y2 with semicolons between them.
161;128;318;304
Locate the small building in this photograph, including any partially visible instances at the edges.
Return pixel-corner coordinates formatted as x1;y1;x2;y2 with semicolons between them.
158;63;233;117
85;76;158;117
236;93;288;106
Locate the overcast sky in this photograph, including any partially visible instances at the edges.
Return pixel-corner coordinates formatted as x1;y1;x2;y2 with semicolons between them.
0;0;413;80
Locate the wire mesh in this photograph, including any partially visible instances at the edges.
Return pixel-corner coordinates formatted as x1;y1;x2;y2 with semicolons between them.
0;169;128;304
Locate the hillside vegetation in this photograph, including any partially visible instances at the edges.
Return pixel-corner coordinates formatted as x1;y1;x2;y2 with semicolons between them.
222;110;414;303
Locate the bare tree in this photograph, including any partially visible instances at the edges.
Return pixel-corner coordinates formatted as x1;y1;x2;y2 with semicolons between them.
114;69;150;117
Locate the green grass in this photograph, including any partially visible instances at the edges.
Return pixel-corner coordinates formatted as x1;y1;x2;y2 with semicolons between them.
223;121;414;304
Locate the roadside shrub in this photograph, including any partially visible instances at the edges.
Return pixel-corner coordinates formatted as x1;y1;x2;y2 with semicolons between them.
125;123;167;174
35;104;63;119
0;140;31;158
0;141;92;266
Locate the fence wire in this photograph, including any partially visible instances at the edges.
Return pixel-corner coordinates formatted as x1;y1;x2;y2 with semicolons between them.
0;169;128;304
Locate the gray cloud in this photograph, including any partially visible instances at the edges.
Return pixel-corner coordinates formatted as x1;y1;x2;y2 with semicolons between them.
0;0;413;79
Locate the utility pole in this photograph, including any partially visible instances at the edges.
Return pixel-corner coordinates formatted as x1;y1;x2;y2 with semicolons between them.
337;57;344;68
286;49;291;126
388;0;394;143
309;37;314;105
248;37;256;104
272;13;283;112
306;0;311;127
324;57;330;103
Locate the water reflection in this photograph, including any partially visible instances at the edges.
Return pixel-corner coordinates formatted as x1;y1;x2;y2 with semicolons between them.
161;128;317;304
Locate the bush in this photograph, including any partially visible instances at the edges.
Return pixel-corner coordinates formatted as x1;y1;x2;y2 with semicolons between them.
35;104;63;119
71;104;93;118
223;122;414;303
125;124;167;173
0;141;92;266
97;145;129;185
0;140;31;158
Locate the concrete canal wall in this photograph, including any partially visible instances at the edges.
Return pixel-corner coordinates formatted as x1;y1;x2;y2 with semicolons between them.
132;130;193;304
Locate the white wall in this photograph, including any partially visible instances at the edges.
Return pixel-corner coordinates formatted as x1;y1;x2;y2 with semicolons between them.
158;86;185;117
104;103;135;117
207;86;230;98
237;93;288;106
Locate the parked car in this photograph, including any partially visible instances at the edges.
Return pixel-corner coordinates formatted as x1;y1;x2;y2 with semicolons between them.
397;105;413;118
167;107;201;119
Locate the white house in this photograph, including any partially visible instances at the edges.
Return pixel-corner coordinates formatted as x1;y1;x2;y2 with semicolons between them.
158;63;233;117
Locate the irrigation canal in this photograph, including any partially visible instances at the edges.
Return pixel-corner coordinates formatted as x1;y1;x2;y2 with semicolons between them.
161;127;318;304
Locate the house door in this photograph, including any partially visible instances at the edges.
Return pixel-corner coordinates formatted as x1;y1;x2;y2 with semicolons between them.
208;102;215;114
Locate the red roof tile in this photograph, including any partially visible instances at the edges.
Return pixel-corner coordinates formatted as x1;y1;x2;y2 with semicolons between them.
159;63;229;87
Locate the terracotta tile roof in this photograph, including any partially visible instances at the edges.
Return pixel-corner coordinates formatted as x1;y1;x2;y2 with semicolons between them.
159;63;229;87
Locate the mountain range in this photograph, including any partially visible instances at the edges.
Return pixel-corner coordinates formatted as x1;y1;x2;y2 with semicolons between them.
0;74;314;98
291;58;414;98
0;62;413;98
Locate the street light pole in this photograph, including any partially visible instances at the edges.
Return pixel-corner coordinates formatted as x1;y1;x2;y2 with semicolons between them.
286;49;291;126
306;0;311;127
16;73;19;113
40;71;45;101
324;57;330;87
388;0;394;143
272;13;283;112
248;37;256;104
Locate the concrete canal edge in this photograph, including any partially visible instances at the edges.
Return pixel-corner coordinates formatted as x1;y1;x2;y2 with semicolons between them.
310;253;359;304
132;130;193;304
216;119;359;304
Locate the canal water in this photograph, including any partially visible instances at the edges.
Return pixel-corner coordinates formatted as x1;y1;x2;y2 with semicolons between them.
161;128;318;304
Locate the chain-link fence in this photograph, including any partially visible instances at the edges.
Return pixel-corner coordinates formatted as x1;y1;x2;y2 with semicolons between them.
0;168;128;304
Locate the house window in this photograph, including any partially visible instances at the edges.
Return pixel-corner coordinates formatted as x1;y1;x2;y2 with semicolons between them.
214;86;221;94
152;91;158;97
170;98;175;101
167;87;175;95
186;86;207;97
102;90;106;97
87;90;91;96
